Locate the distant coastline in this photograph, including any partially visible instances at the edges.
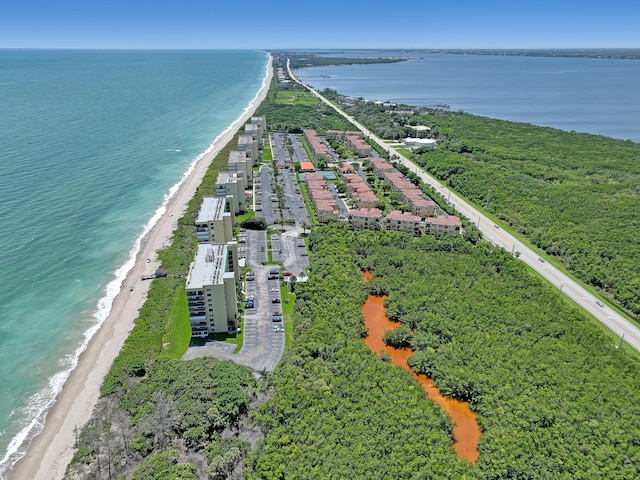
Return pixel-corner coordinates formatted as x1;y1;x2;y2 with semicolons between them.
291;51;640;143
282;48;640;62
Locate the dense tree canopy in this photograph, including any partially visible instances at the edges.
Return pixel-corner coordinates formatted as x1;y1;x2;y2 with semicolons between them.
248;223;640;479
321;91;640;315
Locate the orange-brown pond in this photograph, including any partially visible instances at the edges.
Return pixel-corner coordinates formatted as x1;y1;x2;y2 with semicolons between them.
362;283;480;463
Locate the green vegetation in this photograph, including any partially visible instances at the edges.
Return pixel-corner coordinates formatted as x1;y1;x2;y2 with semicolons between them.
274;89;321;106
68;358;257;479
254;83;354;134
321;90;640;317
240;216;267;230
261;144;272;162
68;57;640;480
67;124;261;478
247;223;640;478
278;51;407;69
159;287;192;360
412;112;640;316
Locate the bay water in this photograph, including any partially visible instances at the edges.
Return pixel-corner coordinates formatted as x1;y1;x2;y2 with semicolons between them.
0;49;268;475
295;52;640;143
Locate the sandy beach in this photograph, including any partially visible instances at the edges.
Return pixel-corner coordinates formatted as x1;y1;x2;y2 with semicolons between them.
9;56;272;480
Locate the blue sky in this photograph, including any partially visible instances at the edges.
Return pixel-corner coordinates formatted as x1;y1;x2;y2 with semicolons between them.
1;0;638;49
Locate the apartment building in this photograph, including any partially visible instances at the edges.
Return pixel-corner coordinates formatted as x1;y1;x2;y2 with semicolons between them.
228;150;253;187
384;210;424;236
303;129;330;161
186;242;240;337
195;196;234;243
215;171;246;214
348;208;383;230
424;214;462;236
237;134;259;165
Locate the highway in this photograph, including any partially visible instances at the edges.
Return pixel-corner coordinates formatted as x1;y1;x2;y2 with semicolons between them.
287;60;640;353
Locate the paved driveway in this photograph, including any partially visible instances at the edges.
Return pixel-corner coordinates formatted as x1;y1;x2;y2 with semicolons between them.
183;229;286;371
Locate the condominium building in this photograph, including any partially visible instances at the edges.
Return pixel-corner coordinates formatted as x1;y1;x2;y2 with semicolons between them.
237;134;259;165
303;129;330;161
348;208;383;230
244;123;263;148
424;214;462;236
186;242;240;337
384;210;424;236
250;116;267;139
215;171;246;214
195;196;234;243
343;173;379;209
228;150;253;187
345;132;371;157
305;172;339;223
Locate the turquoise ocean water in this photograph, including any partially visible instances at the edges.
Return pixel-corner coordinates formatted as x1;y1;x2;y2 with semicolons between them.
295;51;640;143
0;49;268;475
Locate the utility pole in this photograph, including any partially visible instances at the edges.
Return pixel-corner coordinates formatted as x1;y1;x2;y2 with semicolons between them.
619;333;625;349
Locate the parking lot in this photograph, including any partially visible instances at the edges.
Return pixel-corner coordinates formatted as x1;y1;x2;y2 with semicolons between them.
183;133;312;372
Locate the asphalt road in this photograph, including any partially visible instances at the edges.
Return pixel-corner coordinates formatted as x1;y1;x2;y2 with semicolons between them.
288;60;640;353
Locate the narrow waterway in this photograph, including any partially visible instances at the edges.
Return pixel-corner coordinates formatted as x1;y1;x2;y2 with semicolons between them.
362;273;480;463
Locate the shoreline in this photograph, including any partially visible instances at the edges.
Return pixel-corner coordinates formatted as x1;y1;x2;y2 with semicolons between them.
8;54;273;480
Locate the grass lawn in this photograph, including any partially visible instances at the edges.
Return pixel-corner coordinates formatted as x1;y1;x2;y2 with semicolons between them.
162;285;245;355
262;145;273;162
235;210;255;225
276;90;320;106
160;284;192;359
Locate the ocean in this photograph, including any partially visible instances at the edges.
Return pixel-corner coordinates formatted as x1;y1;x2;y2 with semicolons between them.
0;49;268;475
294;51;640;143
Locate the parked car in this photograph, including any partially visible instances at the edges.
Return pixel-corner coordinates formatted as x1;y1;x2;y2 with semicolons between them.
271;316;283;322
283;271;293;276
272;310;282;316
245;301;254;309
271;296;281;304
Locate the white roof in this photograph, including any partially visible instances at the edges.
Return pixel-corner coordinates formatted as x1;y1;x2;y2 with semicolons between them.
187;243;231;289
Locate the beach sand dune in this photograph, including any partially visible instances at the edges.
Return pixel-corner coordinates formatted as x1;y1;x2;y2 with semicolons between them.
9;57;272;480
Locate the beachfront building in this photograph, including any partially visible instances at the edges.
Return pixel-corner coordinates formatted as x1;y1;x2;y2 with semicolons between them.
348;208;383;230
186;242;240;337
244;123;262;148
237;134;259;165
250;116;267;140
384;210;424;236
303;129;330;162
215;171;246;214
424;214;462;236
228;150;253;187
195;196;234;243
